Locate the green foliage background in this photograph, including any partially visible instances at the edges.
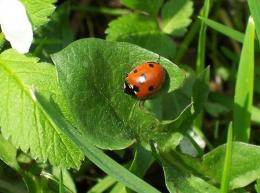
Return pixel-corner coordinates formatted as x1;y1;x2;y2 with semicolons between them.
0;0;260;193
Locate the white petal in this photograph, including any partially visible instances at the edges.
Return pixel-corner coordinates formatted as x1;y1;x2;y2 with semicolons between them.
0;0;33;54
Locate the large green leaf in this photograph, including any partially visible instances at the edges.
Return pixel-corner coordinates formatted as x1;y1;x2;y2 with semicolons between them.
34;91;161;193
161;0;193;35
21;0;56;29
106;14;176;58
0;49;83;168
120;0;163;16
52;38;185;149
203;142;260;189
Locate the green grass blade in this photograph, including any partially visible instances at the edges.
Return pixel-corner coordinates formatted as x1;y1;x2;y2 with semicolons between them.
194;0;211;137
233;17;255;142
199;17;244;43
87;176;116;193
196;0;211;74
248;0;260;45
32;90;161;193
59;169;65;193
220;122;233;193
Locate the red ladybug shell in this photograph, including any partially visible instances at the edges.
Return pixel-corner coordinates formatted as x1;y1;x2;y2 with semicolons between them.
124;62;165;99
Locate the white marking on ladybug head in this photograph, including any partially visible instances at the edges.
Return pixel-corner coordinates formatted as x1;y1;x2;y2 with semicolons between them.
138;74;146;84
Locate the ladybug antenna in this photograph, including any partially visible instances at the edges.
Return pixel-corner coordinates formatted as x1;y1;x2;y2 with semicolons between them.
157;55;161;63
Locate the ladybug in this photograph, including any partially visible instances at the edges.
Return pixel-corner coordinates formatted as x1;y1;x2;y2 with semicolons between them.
124;61;166;99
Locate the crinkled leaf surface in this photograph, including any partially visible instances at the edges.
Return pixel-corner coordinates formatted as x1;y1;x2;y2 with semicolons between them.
0;49;83;168
203;142;260;189
106;14;176;59
120;0;163;16
21;0;56;29
52;38;185;149
161;0;193;35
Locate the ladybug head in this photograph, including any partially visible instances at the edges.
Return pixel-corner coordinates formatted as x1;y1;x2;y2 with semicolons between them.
123;81;139;96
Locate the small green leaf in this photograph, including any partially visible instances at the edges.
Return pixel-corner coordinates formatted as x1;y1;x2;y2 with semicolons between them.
52;38;185;149
21;0;56;29
161;0;193;35
120;0;163;16
247;0;260;45
203;142;260;189
106;14;176;58
233;17;255;142
160;151;219;193
0;134;19;171
106;14;159;41
0;49;83;168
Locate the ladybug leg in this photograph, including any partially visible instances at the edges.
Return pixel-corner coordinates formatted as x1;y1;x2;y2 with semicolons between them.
138;99;145;109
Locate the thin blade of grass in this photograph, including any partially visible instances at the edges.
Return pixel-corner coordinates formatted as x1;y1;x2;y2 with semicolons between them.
32;90;161;193
248;0;260;45
233;17;255;142
199;17;244;43
59;169;65;193
220;122;233;193
193;0;211;141
196;0;211;74
87;176;116;193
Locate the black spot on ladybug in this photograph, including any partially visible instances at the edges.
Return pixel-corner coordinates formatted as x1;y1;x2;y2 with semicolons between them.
148;63;154;68
134;69;138;73
148;86;154;91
